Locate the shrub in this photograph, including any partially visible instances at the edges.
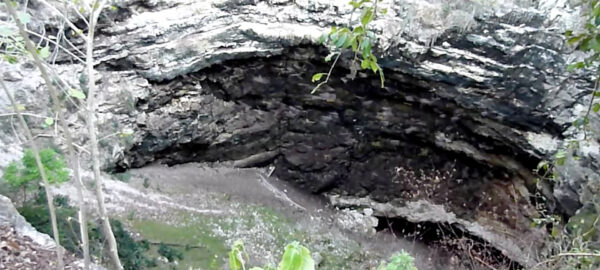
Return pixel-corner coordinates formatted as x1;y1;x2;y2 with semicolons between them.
19;192;160;270
228;240;418;270
377;251;418;270
157;243;183;262
2;148;69;203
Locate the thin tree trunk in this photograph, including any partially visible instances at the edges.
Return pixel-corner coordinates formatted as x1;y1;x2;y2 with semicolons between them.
0;79;64;270
5;3;91;268
76;155;90;269
85;2;123;269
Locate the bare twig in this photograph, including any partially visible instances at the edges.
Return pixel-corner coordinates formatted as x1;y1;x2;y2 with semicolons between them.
0;112;81;127
470;249;498;270
583;77;599;139
532;252;600;269
25;29;86;64
311;52;341;94
37;0;89;43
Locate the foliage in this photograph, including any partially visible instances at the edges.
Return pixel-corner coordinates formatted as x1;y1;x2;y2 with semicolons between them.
19;193;81;254
561;0;600;143
157;243;184;263
0;2;51;64
312;0;386;93
2;148;69;203
18;191;164;270
229;240;248;270
277;242;315;270
111;220;158;270
229;240;314;270
228;240;418;270
531;0;600;268
377;251;418;270
2;148;69;188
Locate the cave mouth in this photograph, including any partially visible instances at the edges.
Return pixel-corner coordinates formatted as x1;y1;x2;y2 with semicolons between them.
375;216;522;269
110;45;555;268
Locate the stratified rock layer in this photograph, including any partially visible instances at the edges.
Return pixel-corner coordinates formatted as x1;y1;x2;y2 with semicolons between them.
2;0;599;267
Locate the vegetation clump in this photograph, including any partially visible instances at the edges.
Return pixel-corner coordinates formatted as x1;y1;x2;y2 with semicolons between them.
2;148;69;203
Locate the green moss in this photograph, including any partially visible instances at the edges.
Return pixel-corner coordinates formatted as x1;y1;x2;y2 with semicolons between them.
126;205;368;270
130;218;227;269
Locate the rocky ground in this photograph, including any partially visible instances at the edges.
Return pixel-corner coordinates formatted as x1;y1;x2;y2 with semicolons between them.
0;225;83;270
0;193;92;269
51;163;459;270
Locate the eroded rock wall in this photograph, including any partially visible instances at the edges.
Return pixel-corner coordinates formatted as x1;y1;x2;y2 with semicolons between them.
1;0;599;267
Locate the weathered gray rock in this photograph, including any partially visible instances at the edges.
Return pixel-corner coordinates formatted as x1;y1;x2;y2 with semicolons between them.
329;195;546;267
0;195;55;248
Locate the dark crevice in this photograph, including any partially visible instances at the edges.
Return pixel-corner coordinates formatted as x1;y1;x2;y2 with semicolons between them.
375;216;523;270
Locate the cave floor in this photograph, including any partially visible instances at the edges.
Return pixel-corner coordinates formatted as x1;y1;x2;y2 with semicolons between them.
55;162;461;269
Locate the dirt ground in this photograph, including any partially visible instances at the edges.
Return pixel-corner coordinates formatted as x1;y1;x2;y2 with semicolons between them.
52;162;460;270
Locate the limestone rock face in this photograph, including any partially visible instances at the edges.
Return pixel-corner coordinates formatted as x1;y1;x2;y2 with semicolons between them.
1;0;598;267
0;195;55;249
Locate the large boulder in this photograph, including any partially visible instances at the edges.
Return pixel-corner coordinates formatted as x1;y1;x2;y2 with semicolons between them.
0;195;55;249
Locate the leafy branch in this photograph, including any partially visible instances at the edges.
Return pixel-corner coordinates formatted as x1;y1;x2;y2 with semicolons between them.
312;0;387;93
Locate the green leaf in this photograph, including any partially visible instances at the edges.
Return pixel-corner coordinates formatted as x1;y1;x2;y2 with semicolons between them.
579;37;593;51
335;32;348;48
277;242;315;270
68;89;86;100
3;55;18;64
44;117;54;126
573;117;587;128
343;35;355;49
537;160;549;171
379;68;385;88
311;73;326;82
318;34;327;44
329;29;340;43
17;11;31;24
590;37;600;52
593;103;600;113
361;8;374;26
329;26;338;35
594;91;600;97
38;46;51;59
353;26;365;35
564;30;573;37
369;60;378;73
360;38;371;57
361;59;370;69
567;34;585;45
229;240;246;270
567;62;585;71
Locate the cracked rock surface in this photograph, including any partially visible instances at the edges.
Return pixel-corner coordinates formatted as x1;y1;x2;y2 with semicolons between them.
1;0;599;268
